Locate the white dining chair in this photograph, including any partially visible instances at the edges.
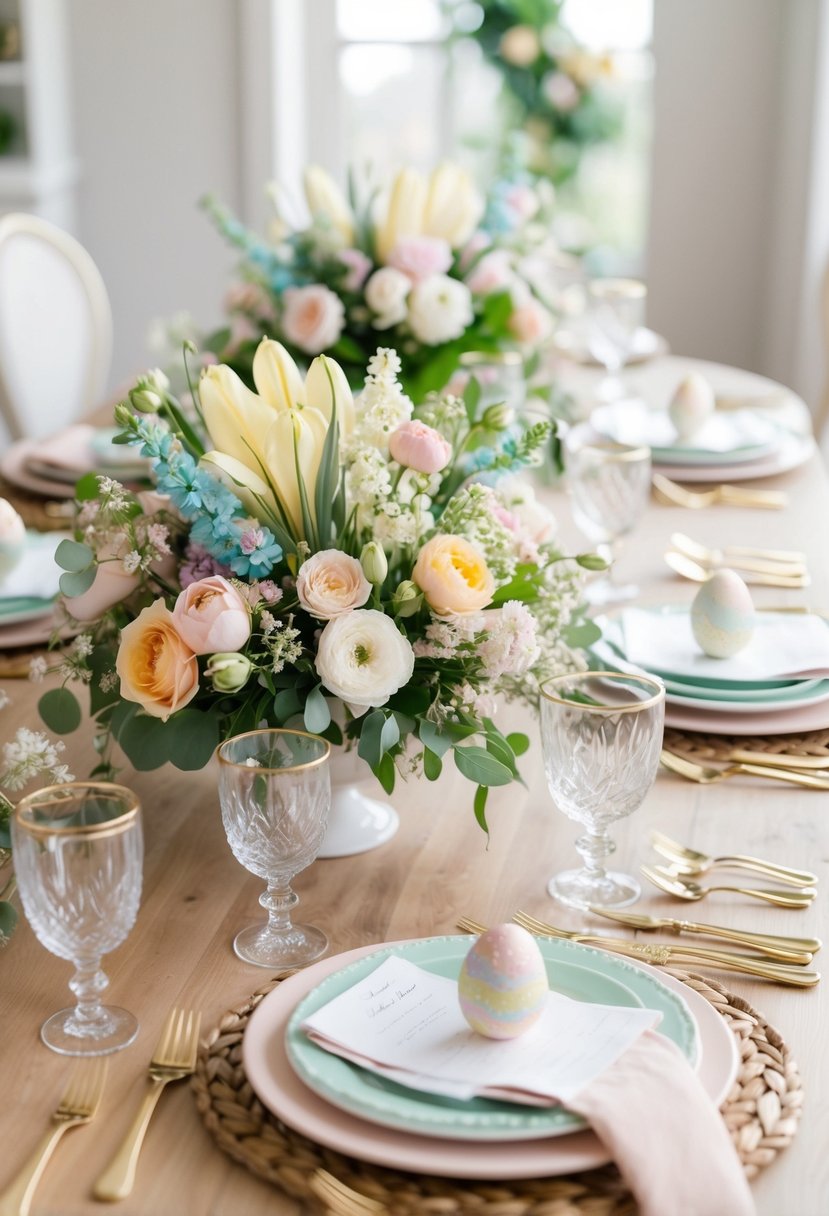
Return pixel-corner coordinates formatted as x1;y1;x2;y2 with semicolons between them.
0;213;112;441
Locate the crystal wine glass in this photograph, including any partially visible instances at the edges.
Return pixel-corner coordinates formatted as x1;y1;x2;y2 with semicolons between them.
217;728;331;968
565;432;651;604
11;782;143;1055
587;278;646;400
540;671;665;910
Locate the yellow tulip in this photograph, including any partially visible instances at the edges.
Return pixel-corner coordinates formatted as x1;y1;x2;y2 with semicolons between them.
263;405;329;535
200;364;279;469
200;450;277;520
252;338;306;411
304;165;355;245
305;353;354;437
375;168;427;262
423;164;483;249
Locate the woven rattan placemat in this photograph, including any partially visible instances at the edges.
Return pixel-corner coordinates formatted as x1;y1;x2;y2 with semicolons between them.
192;967;802;1215
665;727;829;761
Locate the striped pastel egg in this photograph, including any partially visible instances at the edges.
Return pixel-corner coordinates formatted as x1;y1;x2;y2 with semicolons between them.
458;924;548;1039
691;569;755;658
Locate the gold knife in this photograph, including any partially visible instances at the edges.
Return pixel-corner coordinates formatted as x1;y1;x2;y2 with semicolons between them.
587;907;820;961
727;749;829;771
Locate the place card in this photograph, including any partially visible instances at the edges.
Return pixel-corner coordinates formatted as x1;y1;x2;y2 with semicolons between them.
302;955;661;1106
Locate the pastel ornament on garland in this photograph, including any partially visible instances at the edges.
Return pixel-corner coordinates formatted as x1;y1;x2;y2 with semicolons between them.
691;569;755;658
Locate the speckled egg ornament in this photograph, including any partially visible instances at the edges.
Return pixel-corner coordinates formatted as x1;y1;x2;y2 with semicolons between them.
691;568;755;658
458;924;548;1039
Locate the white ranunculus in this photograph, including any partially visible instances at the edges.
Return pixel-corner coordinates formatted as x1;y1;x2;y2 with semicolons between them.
315;609;415;712
408;275;473;345
365;267;411;329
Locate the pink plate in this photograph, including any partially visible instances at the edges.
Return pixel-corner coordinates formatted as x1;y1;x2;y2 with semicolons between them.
0;610;76;650
242;939;738;1181
0;438;79;498
665;696;829;735
654;431;815;483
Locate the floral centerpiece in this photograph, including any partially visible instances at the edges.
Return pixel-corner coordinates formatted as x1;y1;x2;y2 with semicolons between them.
40;340;601;832
192;161;557;401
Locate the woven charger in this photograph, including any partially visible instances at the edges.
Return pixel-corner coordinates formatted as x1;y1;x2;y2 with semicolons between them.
665;726;829;762
193;969;803;1215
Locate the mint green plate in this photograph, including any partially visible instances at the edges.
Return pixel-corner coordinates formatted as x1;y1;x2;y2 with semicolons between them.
286;935;698;1142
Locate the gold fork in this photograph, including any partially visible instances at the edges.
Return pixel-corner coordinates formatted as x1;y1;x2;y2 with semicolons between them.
458;916;820;985
652;473;788;510
669;532;807;569
0;1059;107;1216
93;1007;201;1201
650;829;818;887
309;1168;387;1214
664;550;809;587
641;864;816;907
660;748;829;791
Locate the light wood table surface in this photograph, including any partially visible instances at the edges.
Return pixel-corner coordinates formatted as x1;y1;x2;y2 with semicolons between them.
2;420;828;1216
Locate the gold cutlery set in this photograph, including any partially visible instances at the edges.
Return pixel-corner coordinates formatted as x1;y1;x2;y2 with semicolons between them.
664;532;809;587
0;1007;200;1215
652;473;788;511
661;747;829;790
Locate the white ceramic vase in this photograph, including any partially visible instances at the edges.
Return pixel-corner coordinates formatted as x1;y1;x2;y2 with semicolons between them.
317;713;400;859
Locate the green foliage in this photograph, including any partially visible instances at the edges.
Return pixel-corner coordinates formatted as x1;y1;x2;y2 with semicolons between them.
38;688;82;734
303;685;331;734
453;745;513;787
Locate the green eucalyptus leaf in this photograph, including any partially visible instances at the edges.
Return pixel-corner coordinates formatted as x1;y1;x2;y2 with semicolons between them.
453;745;513;787
564;619;603;648
372;751;396;795
423;747;442;781
417;718;453;758
473;784;489;836
304;685;331;735
274;687;302;723
168;709;219;771
59;566;97;598
506;732;530;757
74;472;102;501
379;714;400;756
357;710;386;769
116;712;171;771
38;687;82;734
55;539;94;573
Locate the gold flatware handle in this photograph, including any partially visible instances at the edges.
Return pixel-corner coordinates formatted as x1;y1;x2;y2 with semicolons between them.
704;854;817;886
652;844;819;886
715;885;816;907
735;762;829;789
655;949;819;986
93;1078;170;1202
728;749;829;771
0;1123;75;1216
717;485;789;508
587;906;822;954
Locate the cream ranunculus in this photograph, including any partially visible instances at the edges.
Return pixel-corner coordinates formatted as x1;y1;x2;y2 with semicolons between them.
412;534;495;615
303;165;355;245
200;338;350;539
116;599;199;720
408;275;473;345
315;609;415;711
296;550;372;620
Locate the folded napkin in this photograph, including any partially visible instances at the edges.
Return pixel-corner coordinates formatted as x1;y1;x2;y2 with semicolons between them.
0;531;63;601
623;608;829;682
303;956;753;1216
593;399;779;454
24;425;147;482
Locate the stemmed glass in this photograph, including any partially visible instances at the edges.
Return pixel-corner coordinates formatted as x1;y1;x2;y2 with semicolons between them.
11;782;143;1055
540;671;665;910
565;431;651;603
217;728;331;968
587;278;647;400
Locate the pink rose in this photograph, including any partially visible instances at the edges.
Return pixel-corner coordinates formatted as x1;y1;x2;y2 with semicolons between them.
281;284;345;354
388;420;452;474
387;236;453;283
296;550;371;620
172;575;251;655
458;230;491;272
508;299;553;346
465;250;513;296
337;248;372;292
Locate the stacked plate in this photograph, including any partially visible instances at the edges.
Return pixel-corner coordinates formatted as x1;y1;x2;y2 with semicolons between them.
241;934;739;1180
1;424;149;499
595;607;829;734
0;531;69;649
590;398;815;483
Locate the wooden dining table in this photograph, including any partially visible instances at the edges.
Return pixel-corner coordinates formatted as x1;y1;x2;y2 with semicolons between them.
1;361;828;1216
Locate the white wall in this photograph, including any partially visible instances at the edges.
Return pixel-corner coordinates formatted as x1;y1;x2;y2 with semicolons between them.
648;0;829;412
68;0;243;393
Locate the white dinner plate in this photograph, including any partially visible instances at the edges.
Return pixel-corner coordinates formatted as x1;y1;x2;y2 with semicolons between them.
592;400;782;465
242;937;738;1181
654;430;816;483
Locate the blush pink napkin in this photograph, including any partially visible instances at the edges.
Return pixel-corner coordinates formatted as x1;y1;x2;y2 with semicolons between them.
567;1029;755;1216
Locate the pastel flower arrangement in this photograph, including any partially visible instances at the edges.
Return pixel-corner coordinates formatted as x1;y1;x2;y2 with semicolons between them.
194;161;557;402
40;341;601;830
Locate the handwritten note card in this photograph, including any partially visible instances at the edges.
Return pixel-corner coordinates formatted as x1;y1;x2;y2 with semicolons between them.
302;955;661;1106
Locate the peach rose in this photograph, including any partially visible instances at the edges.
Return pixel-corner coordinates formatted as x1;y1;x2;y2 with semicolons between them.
412;534;495;615
296;550;371;620
172;575;251;655
116;599;199;720
281;284;345;354
388;420;452;474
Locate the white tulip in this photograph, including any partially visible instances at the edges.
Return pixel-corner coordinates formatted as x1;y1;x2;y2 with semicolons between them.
200;364;280;469
304;165;355;245
423;163;483;249
305;353;355;437
375;168;427;263
252;338;306;411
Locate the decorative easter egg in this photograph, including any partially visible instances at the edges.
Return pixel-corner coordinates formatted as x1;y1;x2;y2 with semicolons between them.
691;569;755;658
668;373;716;442
458;924;548;1040
0;498;25;582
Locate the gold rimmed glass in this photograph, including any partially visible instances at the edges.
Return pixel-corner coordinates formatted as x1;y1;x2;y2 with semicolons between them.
586;277;647;398
540;672;665;910
565;432;652;604
11;782;143;1055
217;728;331;968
